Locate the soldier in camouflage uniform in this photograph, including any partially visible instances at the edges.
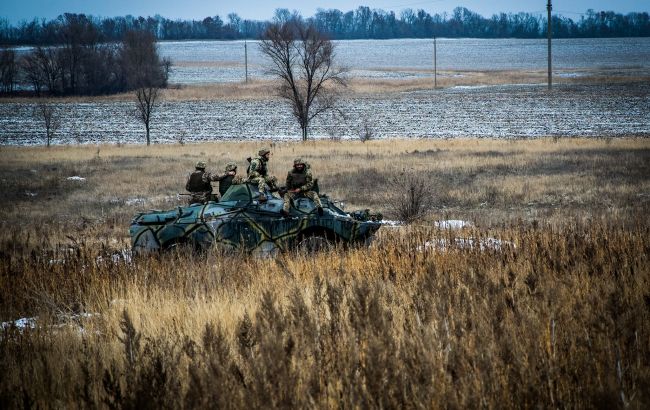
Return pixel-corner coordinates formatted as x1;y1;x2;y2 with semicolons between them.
282;158;323;216
185;161;234;204
246;148;278;200
218;162;238;197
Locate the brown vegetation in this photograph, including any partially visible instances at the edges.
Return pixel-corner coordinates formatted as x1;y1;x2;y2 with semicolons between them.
1;138;649;408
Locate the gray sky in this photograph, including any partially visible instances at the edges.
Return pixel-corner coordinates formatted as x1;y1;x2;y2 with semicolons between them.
1;1;648;24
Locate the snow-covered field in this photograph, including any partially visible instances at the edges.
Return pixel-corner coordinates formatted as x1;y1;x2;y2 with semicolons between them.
159;38;650;84
1;83;648;145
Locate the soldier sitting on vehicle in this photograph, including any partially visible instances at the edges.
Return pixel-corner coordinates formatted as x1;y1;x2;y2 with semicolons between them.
282;158;324;216
246;148;279;201
185;161;232;204
218;162;239;197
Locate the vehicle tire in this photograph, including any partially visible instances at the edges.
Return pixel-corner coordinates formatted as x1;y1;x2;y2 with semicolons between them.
297;235;333;253
163;239;202;255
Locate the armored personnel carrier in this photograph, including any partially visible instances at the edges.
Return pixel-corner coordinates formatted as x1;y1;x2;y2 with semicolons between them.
130;183;382;256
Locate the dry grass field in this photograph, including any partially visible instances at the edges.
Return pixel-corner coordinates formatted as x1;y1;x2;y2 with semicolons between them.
1;138;649;408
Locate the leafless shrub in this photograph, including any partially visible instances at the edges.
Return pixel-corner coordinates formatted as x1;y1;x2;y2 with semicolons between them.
359;117;374;142
386;169;435;223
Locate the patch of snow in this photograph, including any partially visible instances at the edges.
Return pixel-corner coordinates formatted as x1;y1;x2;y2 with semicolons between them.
25;191;37;197
556;72;587;78
2;317;38;330
418;236;515;252
380;220;402;226
126;197;146;206
95;248;132;265
67;176;86;181
435;220;472;229
2;313;100;336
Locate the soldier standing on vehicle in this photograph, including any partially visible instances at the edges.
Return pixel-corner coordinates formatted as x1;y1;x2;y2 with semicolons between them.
185;161;225;204
282;158;323;216
247;148;278;199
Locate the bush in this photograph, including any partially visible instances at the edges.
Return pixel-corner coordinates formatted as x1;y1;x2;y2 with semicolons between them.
386;169;435;222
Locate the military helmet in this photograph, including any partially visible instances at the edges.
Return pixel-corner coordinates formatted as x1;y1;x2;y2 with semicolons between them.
196;161;207;169
293;157;305;166
225;162;237;172
258;148;271;156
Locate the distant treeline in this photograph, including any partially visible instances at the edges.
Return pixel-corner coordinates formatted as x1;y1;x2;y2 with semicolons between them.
1;6;649;45
0;14;169;96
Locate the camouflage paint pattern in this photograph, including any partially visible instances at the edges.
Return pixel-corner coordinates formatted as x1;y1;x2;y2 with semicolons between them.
130;183;381;256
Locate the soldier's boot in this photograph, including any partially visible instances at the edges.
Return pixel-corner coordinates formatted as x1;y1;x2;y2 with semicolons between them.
317;206;324;216
280;209;290;217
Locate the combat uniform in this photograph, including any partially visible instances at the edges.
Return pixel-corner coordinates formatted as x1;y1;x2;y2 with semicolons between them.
283;158;323;214
218;162;238;197
247;149;278;193
186;161;227;204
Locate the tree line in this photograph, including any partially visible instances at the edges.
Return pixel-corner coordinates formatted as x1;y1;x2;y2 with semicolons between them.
1;6;649;46
0;14;169;96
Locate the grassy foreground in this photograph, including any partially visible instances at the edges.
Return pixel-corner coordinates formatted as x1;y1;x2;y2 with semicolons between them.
0;138;649;408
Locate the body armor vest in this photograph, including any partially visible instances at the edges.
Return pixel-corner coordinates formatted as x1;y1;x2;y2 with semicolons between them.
187;170;212;193
288;171;307;189
219;175;234;196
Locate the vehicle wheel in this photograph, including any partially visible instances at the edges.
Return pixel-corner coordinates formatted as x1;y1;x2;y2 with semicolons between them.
163;239;202;255
297;235;333;253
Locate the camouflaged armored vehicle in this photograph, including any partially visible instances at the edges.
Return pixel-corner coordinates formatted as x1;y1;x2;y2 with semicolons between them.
130;183;382;256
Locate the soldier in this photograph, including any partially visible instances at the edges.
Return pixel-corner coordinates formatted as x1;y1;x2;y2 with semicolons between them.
218;162;238;197
247;148;278;200
185;161;233;204
282;158;324;216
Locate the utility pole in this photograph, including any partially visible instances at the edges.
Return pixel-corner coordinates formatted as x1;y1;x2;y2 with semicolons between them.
244;40;249;83
547;0;552;90
433;36;437;89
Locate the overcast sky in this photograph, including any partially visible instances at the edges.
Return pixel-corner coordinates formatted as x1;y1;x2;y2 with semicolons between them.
1;1;648;24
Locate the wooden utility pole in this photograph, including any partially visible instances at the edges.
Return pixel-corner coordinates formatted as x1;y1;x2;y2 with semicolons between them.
245;40;249;83
547;0;552;90
433;36;437;88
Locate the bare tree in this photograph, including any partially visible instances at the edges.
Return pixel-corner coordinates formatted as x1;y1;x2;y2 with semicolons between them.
260;21;346;141
135;86;160;146
122;30;168;146
0;47;17;93
33;102;60;147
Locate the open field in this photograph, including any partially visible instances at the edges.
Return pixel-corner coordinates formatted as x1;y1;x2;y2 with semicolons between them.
1;138;649;407
2;82;649;144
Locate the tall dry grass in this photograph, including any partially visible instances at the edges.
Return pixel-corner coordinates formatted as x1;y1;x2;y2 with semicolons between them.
1;138;649;408
1;221;649;408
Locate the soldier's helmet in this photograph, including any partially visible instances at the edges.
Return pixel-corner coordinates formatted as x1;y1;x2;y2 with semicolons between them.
225;162;237;172
294;158;305;166
258;148;271;157
196;161;207;170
